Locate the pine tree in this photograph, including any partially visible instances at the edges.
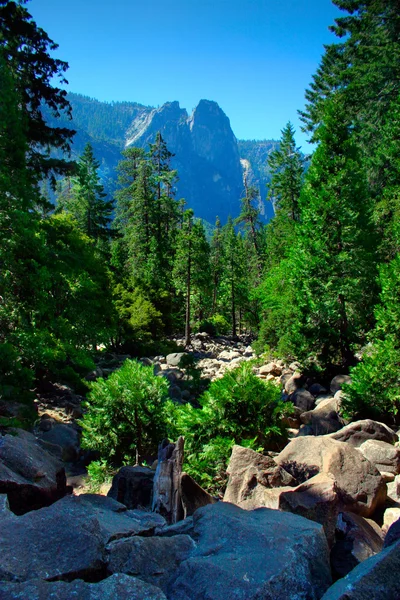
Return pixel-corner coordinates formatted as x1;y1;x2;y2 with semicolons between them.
235;178;263;277
210;216;224;314
292;98;377;367
57;143;113;240
0;0;75;181
220;218;246;337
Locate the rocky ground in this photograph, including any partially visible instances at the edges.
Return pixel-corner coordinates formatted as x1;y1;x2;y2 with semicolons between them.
1;334;400;598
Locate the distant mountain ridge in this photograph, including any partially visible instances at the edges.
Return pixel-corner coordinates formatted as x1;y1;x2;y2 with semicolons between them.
46;92;279;223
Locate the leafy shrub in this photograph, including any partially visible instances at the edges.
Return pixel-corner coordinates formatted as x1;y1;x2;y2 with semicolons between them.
342;337;400;421
87;459;115;492
196;320;216;336
169;362;291;495
79;359;170;464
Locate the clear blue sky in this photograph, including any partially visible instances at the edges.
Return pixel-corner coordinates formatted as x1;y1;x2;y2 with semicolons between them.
28;0;342;151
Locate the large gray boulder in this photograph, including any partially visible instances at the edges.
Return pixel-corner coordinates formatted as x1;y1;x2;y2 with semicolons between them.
166;353;186;367
168;502;332;600
328;419;398;447
290;388;315;412
0;494;165;583
0;430;67;514
107;466;155;509
275;436;387;517
180;473;217;517
330;375;352;395
330;511;384;579
107;535;196;593
358;439;400;475
0;574;167;599
37;423;80;462
321;540;400;599
224;445;296;509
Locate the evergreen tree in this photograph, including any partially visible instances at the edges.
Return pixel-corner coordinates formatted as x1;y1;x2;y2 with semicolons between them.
173;210;210;346
57;143;113;240
220;218;246;337
0;0;75;181
235;178;263;277
210;216;224;314
292;99;377;367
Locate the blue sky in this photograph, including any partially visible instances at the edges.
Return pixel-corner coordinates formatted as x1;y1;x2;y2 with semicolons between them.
28;0;342;151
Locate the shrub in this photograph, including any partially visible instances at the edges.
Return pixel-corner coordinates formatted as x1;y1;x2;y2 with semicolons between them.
79;359;170;464
170;362;291;495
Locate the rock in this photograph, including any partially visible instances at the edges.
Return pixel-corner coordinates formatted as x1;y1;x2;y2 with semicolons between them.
37;423;80;462
0;574;167;599
387;474;400;503
218;350;241;361
309;383;328;397
297;423;315;437
168;502;331;600
321;540;400;599
289;361;302;371
384;519;400;548
275;436;387;517
358;439;400;475
330;374;352;394
108;466;155;509
301;396;344;435
328;419;398;447
180;473;217;517
166;353;186;367
155;517;194;538
169;385;182;401
107;535;196;593
279;473;339;547
284;372;305;394
0;430;67;515
224;445;296;509
383;507;400;533
243;346;253;357
330;511;384;579
290;388;315;412
259;362;282;376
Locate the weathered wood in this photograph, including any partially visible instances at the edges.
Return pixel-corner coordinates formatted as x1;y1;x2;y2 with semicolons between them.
152;437;184;524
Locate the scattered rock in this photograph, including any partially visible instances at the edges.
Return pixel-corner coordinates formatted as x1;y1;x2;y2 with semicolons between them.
321;540;400;599
285;373;305;394
383;507;400;533
259;362;282;376
330;511;384;579
387;474;400;504
107;466;155;510
328;419;398;447
275;436;387;516
0;574;167;600
155;517;195;538
0;430;67;515
168;502;332;600
290;388;315;412
309;383;328;397
330;374;352;395
36;423;80;462
301;396;344;435
166;353;186;367
384;518;400;548
180;473;217;517
358;439;400;475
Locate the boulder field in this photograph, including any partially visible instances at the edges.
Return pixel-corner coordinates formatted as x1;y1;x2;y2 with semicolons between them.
1;334;400;598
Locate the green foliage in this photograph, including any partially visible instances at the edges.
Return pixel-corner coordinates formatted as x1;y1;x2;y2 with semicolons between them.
79;359;170;464
86;459;115;492
169;363;291;494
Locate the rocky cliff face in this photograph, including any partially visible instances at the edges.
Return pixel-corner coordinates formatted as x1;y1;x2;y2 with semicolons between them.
48;93;277;224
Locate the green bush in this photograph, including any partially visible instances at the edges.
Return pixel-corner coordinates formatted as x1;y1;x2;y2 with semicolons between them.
87;459;115;492
79;359;170;464
170;362;291;495
342;337;400;421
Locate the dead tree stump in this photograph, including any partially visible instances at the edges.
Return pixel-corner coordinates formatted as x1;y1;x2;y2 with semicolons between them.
152;436;184;524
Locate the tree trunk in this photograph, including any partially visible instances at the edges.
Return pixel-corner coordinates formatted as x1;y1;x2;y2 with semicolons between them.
152;437;185;524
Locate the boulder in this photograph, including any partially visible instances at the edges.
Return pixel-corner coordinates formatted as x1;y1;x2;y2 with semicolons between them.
166;353;186;367
224;445;296;509
0;430;67;515
328;419;398;447
0;494;167;583
284;373;305;394
330;375;352;395
384;518;400;548
180;473;217;517
37;423;80;462
275;436;387;516
308;383;328;397
330;511;384;579
168;502;332;600
383;507;400;533
156;517;195;538
279;473;339;547
358;439;400;475
301;396;344;436
259;362;282;376
0;574;167;600
387;474;400;504
321;540;400;599
107;535;195;593
107;466;155;509
290;388;315;412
